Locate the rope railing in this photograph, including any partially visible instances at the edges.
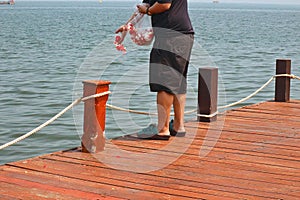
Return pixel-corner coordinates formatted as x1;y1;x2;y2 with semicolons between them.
107;74;299;116
218;74;298;109
106;103;197;116
0;91;111;150
196;74;299;117
0;74;298;150
106;104;157;116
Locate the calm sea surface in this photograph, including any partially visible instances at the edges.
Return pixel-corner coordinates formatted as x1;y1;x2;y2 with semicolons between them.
1;1;299;165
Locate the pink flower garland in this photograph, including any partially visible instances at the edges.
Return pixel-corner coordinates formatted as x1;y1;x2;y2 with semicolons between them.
128;23;154;46
114;23;154;54
114;35;127;53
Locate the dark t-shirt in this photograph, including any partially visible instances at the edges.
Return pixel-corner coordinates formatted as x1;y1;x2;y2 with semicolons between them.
142;0;194;35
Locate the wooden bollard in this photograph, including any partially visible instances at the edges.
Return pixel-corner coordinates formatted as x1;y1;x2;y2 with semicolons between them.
197;67;218;122
275;59;291;102
81;80;111;153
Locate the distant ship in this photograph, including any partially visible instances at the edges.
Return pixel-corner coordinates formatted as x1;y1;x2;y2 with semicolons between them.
0;0;14;5
213;0;219;3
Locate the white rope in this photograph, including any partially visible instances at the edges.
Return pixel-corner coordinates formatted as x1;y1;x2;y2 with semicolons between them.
82;91;111;102
274;74;297;79
274;74;300;81
106;74;299;116
107;104;158;116
183;108;198;115
106;103;197;116
219;76;275;109
219;74;297;109
197;111;219;118
0;91;111;150
294;75;300;81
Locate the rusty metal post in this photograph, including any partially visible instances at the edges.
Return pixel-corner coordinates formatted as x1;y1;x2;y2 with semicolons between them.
82;80;111;153
197;67;218;122
275;59;291;102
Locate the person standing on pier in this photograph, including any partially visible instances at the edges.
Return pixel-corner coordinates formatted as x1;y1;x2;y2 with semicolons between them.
116;0;194;140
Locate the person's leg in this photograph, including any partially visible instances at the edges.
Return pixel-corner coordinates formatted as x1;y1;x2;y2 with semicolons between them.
157;91;173;135
173;94;186;132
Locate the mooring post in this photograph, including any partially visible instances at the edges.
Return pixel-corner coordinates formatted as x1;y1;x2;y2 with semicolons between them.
82;80;111;153
275;59;291;102
197;67;218;122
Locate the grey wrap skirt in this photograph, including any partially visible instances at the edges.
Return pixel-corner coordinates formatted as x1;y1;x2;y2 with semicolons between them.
149;33;194;94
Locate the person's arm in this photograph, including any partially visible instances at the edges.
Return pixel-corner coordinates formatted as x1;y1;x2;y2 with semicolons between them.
115;12;139;34
115;1;150;33
137;2;171;15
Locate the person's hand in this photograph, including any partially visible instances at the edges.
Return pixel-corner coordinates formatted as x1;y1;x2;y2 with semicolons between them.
137;4;147;14
115;25;127;34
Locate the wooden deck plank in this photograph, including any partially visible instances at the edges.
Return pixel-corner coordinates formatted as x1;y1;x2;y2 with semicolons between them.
0;194;17;200
187;114;299;140
115;128;300;159
225;107;300;124
41;144;298;198
60;149;300;181
48;155;296;198
50;152;300;197
109;144;299;179
227;109;300;124
185;123;300;150
245;100;300;110
55;151;299;187
5;154;288;200
205;117;299;138
0;176;84;200
1;101;299;199
107;140;300;178
4;159;215;199
0;167;147;200
110;129;300;168
242;106;300;116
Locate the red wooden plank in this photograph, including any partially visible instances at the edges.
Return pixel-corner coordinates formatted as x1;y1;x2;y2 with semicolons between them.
114;126;300;158
207;117;299;137
245;100;300;108
53;153;300;199
184;127;300;151
58;146;300;181
0;178;72;200
0;167;156;200
49;147;299;198
185;125;300;151
55;152;300;187
227;110;300;123
5;156;286;200
103;141;300;178
1;166;228;200
0;194;21;200
3;161;226;200
110;134;300;169
185;114;299;139
244;103;300;113
0;173;123;200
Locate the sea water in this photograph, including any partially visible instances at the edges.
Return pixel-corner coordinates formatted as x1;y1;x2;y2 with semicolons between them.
0;1;299;165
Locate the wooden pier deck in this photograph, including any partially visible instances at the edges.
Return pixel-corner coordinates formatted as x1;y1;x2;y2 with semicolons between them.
1;100;299;200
